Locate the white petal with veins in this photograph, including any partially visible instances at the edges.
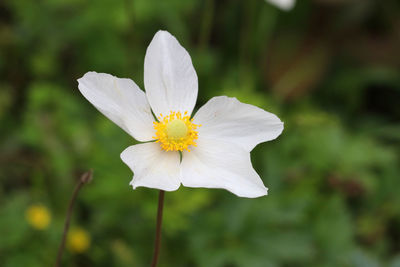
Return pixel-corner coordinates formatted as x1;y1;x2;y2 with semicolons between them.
121;142;181;191
193;96;284;152
181;137;268;198
144;30;198;117
78;72;155;142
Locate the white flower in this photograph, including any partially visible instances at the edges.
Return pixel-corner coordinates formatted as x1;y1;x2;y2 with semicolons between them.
265;0;296;11
77;31;283;198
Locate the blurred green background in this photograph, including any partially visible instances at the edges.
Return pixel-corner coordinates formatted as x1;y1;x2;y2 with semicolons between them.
1;0;400;266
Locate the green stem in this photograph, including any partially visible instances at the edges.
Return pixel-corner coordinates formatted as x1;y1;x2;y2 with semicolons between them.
55;170;93;267
150;190;165;267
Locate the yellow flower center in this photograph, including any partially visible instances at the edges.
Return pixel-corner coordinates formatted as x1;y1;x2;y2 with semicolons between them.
166;119;188;139
153;111;200;152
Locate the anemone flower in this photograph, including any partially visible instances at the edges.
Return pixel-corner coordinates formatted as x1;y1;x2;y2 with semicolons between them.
77;31;283;198
266;0;296;11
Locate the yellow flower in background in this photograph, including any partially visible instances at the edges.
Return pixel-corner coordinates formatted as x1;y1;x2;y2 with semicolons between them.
25;204;51;230
67;228;91;253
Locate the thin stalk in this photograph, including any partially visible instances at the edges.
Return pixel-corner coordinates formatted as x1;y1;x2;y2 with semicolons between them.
55;170;93;267
150;190;165;267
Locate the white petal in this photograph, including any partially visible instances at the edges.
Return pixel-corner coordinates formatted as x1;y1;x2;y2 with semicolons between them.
193;96;284;152
120;142;181;191
78;72;155;142
144;30;198;117
266;0;295;10
181;138;268;198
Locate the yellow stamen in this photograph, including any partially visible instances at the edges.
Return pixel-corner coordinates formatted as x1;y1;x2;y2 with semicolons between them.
153;111;200;152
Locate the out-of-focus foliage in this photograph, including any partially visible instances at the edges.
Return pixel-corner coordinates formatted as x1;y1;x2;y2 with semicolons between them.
1;0;400;266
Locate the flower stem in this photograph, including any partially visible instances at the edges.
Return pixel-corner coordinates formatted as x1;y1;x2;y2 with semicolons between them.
151;190;165;267
55;170;93;267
